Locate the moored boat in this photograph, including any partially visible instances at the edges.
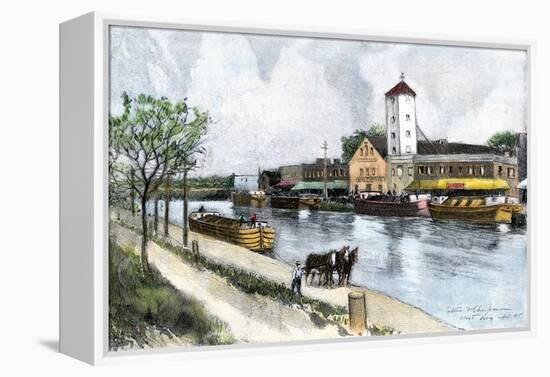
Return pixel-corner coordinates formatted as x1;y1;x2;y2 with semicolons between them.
428;196;523;224
270;195;321;210
231;191;267;208
354;194;430;217
189;212;275;252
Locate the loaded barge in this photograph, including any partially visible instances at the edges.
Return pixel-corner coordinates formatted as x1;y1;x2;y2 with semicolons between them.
189;211;275;252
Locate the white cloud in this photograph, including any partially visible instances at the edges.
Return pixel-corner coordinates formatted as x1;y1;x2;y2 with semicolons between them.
110;27;528;176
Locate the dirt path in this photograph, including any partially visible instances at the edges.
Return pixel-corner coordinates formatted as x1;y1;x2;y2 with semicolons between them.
114;210;455;334
111;222;346;343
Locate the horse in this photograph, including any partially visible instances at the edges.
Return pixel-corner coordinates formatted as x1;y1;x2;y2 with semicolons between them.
339;247;358;286
305;249;338;288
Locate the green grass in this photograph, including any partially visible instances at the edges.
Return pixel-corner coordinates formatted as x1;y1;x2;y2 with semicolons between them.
319;201;354;212
109;241;234;350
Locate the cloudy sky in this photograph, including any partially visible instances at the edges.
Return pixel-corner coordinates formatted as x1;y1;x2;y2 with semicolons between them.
110;26;527;177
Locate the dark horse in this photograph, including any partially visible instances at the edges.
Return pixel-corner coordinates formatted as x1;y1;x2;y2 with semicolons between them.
305;249;338;287
338;247;358;286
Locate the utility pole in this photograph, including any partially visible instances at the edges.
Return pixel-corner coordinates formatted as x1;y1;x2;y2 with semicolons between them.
321;141;328;200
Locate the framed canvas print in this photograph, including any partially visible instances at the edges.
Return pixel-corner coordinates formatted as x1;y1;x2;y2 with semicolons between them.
59;12;534;365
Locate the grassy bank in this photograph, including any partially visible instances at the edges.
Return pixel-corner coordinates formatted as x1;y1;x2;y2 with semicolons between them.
109;241;234;350
320;201;354;212
114;218;398;336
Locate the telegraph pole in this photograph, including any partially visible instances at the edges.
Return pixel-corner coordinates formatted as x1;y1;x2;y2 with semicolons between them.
321;141;328;200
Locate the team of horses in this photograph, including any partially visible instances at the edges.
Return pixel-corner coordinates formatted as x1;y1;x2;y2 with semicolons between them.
304;246;358;287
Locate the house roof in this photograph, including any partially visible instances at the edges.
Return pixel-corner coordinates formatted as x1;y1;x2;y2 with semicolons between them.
385;80;416;97
352;136;506;162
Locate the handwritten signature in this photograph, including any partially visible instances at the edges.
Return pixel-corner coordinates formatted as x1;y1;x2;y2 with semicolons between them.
445;305;523;322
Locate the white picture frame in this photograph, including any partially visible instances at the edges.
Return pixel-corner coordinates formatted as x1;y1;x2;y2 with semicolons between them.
59;11;536;365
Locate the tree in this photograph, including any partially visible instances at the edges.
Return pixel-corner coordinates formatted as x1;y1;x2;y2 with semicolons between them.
341;123;386;163
170;109;209;247
110;93;209;272
487;131;518;155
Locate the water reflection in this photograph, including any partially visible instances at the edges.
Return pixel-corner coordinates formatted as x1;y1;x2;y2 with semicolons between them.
146;199;528;331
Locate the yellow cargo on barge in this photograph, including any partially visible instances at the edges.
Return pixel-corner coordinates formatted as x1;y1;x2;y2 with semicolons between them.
429;196;523;224
188;212;275;252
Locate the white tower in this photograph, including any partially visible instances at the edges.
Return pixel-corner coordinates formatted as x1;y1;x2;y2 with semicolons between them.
385;73;418;156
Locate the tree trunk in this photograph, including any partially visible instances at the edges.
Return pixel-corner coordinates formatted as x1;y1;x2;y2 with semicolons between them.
130;169;136;216
183;170;189;247
153;196;159;235
140;197;149;272
164;176;171;237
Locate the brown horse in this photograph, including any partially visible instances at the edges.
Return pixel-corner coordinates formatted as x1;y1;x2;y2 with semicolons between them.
338;247;358;286
305;249;338;287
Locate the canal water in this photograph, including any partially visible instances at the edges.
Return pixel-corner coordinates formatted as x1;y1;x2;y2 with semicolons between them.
148;199;528;331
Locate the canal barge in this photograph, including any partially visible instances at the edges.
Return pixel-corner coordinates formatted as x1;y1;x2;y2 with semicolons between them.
428;196;523;224
231;191;268;208
270;195;322;210
405;178;523;224
188;211;275;252
354;194;430;217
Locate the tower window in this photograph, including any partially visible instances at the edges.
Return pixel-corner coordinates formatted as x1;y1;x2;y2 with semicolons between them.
391;116;395;123
406;130;411;138
406;96;411;103
406;114;410;121
370;147;374;155
406;145;411;153
359;168;363;176
391;132;396;139
392;147;396;154
360;148;363;156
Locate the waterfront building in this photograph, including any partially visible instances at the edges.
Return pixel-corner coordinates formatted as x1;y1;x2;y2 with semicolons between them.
516;131;527;181
233;174;259;192
380;75;520;197
278;164;303;181
347;136;388;194
258;170;281;191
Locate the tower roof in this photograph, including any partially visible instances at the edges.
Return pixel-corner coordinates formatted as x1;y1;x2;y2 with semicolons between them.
385;79;416;97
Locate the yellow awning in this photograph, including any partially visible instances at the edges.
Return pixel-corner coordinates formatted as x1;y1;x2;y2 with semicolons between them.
404;178;510;191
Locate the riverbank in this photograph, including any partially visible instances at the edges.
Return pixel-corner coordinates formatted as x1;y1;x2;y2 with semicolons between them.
111;222;349;345
113;209;454;334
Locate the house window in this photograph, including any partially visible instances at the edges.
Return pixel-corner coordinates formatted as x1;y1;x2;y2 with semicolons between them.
372;168;376;176
498;166;503;176
427;166;433;175
408;167;413;176
392;147;396;154
360;148;363;156
418;166;425;175
370;147;374;155
359;168;364;176
406;145;411;153
364;145;369;156
480;166;485;175
406;96;411;103
391;97;395;103
406;114;410;121
458;166;463;174
508;168;515;178
449;166;453;175
397;166;403;177
378;185;383;191
439;166;445;175
391;168;395;177
468;166;473;175
406;130;411;138
366;168;370;176
391;132;396;139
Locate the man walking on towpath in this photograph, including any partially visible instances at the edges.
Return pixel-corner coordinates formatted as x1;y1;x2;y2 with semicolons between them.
291;261;305;297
